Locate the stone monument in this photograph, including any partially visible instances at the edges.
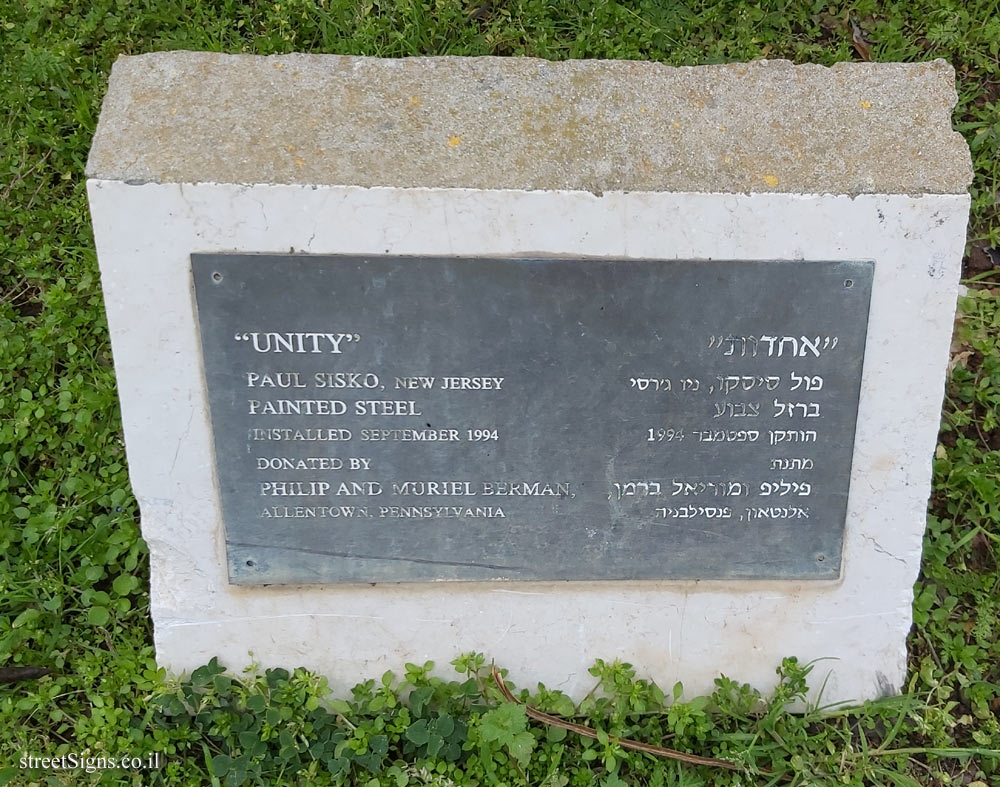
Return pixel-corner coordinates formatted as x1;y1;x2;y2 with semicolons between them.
86;52;972;704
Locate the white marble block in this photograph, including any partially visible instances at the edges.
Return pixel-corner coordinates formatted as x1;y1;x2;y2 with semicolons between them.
86;52;971;705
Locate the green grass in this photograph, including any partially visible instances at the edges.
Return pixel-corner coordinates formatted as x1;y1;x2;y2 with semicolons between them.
1;1;998;785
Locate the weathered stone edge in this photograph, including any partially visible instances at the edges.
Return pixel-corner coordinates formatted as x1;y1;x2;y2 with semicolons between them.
86;52;974;195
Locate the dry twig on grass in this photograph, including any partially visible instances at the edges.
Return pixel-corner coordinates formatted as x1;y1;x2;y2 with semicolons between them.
490;665;763;773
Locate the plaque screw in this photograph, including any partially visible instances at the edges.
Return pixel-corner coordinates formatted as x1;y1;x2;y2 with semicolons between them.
816;554;826;562
246;559;256;567
843;279;854;289
212;271;223;283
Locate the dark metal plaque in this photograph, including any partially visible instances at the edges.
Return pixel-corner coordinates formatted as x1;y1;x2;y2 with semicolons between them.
192;254;873;584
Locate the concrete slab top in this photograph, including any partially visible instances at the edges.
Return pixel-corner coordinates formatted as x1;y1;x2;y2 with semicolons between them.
86;52;972;195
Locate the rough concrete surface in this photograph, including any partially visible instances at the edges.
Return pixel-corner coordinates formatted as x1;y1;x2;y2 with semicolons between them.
86;52;972;195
